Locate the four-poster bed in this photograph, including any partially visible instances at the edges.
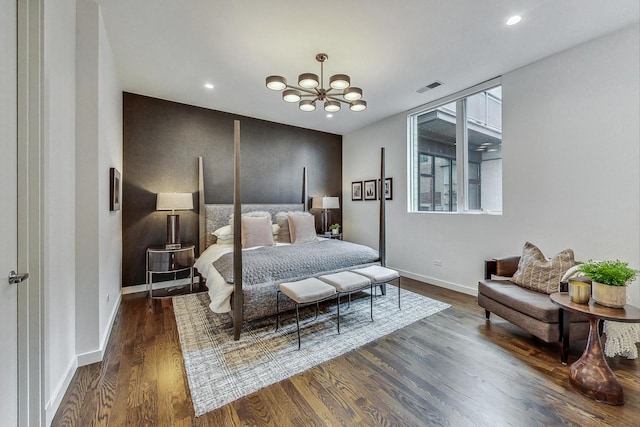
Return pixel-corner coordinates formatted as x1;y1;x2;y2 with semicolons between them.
196;120;389;340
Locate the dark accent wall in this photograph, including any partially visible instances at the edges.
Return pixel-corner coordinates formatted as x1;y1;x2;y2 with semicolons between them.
122;92;343;286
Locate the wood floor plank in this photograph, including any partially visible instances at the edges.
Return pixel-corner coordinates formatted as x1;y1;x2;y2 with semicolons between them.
52;279;640;426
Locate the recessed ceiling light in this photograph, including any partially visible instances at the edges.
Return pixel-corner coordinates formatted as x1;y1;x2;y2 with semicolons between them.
326;114;333;118
506;15;522;26
204;83;214;89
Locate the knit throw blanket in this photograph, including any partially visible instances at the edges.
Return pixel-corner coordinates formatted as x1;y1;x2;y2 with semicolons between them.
213;239;380;286
604;321;640;359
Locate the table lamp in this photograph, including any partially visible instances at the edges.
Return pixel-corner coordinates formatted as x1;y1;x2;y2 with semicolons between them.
156;192;193;249
312;196;340;234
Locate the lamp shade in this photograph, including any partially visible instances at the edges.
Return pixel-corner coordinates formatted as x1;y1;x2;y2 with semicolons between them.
312;196;340;210
156;193;193;212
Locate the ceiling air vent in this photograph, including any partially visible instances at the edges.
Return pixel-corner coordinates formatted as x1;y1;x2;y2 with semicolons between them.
417;81;443;93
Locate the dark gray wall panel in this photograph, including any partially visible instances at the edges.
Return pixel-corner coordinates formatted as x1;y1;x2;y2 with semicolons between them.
122;92;342;286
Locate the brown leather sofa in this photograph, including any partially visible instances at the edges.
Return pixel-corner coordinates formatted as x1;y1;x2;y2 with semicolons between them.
478;256;590;364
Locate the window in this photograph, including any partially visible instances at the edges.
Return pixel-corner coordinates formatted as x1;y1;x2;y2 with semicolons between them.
409;80;502;213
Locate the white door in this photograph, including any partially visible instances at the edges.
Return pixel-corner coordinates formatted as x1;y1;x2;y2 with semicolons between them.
1;0;19;425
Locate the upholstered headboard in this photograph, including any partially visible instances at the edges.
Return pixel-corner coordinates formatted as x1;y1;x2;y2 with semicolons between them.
203;203;304;249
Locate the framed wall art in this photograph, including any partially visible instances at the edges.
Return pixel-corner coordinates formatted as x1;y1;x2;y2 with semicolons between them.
351;181;363;201
381;177;392;200
363;179;377;201
110;167;121;211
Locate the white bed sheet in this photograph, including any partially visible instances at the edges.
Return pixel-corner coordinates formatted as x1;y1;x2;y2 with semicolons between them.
194;242;293;313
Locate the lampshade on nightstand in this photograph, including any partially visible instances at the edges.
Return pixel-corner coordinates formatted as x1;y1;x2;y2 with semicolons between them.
156;192;193;248
312;196;340;234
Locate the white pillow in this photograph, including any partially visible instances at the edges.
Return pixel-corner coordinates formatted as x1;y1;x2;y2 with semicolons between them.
212;223;280;241
288;214;318;244
213;224;233;239
241;216;274;248
216;236;234;245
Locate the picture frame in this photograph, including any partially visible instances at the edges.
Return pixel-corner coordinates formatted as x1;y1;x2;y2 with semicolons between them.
382;177;392;200
351;181;363;201
363;179;377;201
109;167;121;211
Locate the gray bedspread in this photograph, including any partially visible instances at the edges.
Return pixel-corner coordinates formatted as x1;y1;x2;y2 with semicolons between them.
214;239;379;286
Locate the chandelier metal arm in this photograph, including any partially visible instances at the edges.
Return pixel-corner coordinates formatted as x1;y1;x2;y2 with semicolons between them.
325;94;350;104
284;85;318;96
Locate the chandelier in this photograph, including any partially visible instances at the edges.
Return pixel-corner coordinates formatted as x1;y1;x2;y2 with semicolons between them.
265;53;367;113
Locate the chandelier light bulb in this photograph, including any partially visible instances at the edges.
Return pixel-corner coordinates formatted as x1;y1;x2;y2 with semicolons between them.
343;87;362;101
349;100;367;112
299;99;316;111
266;75;287;91
298;73;319;89
283;89;301;103
330;74;350;90
324;100;341;112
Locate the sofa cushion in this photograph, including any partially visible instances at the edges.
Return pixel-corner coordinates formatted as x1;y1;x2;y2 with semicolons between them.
511;242;575;294
479;279;589;324
479;279;561;322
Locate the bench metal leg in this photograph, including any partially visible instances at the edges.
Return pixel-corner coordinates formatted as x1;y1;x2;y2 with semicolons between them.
275;291;281;331
296;304;301;350
370;283;374;321
337;294;341;334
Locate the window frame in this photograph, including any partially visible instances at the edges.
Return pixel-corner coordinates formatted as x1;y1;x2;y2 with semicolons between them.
408;77;502;214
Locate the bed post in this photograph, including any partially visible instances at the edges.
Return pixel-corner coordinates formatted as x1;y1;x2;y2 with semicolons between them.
379;147;386;267
303;167;308;211
198;156;205;256
233;120;243;340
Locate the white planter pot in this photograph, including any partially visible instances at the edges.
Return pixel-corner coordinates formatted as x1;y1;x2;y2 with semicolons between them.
332;229;339;235
592;281;627;308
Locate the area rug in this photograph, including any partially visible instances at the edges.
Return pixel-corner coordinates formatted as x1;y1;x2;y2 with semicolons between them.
173;286;450;416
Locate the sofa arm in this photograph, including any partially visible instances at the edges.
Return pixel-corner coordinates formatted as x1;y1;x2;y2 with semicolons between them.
484;256;521;280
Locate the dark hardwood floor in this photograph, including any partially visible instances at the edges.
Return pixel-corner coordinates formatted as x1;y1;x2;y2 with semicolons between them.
52;278;639;426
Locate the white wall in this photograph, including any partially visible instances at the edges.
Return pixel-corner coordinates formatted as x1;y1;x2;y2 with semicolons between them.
75;0;101;361
97;4;123;352
75;0;122;366
43;0;78;423
344;24;640;307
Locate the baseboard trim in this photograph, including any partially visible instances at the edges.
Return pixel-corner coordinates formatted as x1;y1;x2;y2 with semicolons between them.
392;267;477;297
122;276;202;295
45;356;78;426
76;291;122;367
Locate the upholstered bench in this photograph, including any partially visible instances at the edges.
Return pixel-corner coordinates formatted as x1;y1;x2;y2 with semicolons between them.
352;265;401;309
319;271;372;333
276;278;337;349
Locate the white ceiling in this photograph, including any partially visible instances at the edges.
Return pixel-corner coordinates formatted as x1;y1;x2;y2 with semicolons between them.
98;0;639;135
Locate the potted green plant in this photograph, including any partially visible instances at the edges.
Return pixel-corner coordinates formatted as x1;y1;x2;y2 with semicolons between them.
578;260;639;308
329;223;341;235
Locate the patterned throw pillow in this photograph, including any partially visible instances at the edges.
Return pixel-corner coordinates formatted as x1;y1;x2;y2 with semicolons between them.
511;242;575;294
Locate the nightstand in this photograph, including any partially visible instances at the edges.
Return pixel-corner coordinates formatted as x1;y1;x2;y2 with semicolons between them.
146;244;195;298
318;233;343;240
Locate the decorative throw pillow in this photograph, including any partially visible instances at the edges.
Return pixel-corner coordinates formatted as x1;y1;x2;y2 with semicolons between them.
276;211;312;243
287;214;318;244
240;216;274;248
511;242;575;294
